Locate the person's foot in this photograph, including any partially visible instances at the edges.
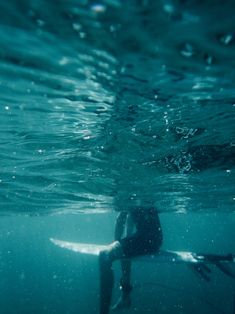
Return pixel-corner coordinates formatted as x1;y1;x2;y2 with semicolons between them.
111;295;131;311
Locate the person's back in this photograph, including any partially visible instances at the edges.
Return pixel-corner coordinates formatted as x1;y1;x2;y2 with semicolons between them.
131;207;162;236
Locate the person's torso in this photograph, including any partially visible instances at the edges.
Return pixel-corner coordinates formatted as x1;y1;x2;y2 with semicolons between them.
131;207;162;237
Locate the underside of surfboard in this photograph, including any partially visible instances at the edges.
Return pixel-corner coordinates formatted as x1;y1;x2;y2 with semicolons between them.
50;238;235;280
50;238;235;264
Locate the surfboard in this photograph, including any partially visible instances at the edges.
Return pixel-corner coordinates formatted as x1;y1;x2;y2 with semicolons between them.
50;238;235;265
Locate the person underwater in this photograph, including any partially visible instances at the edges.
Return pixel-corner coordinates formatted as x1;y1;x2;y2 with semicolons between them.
99;203;163;314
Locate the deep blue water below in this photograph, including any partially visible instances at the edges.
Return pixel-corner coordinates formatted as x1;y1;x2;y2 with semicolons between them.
0;0;235;313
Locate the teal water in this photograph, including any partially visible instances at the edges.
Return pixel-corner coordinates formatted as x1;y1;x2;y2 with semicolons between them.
0;0;235;313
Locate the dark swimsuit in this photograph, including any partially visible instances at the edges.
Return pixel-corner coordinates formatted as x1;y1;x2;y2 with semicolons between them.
120;207;163;258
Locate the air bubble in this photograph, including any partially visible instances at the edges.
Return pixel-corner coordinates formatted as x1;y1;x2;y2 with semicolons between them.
73;23;81;31
181;43;194;58
219;34;234;45
90;4;106;13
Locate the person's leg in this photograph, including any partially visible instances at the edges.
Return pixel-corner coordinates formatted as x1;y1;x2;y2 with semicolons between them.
99;242;124;314
99;251;114;314
112;258;132;311
112;232;162;311
120;258;132;292
111;234;141;311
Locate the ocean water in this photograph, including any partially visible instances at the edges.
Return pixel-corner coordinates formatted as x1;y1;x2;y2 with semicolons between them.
0;0;235;313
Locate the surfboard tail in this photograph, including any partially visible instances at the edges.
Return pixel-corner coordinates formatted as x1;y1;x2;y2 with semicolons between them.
50;238;107;255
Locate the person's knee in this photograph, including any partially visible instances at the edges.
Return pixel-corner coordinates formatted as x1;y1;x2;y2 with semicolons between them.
108;241;123;260
99;250;112;268
99;241;123;268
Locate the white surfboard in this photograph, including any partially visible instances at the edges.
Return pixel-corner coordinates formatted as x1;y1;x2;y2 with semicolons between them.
50;238;235;265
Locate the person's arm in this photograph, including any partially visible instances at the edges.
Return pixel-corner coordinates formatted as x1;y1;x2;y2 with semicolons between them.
114;211;127;241
125;213;134;236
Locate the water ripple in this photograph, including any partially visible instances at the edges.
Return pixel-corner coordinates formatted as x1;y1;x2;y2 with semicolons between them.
0;0;234;215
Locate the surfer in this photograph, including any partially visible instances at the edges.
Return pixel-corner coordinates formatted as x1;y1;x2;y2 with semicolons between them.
99;205;163;314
